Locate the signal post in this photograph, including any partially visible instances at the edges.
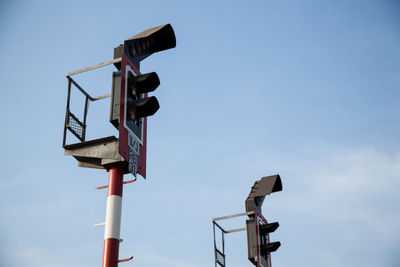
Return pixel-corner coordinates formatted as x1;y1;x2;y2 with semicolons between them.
62;24;176;266
103;165;124;267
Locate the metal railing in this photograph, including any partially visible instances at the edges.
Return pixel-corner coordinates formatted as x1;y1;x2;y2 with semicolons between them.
62;58;121;147
212;211;254;267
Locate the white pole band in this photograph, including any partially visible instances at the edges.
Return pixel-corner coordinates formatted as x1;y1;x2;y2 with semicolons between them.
104;195;122;240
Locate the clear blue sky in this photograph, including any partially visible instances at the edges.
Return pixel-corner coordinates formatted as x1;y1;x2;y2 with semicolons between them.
1;0;399;266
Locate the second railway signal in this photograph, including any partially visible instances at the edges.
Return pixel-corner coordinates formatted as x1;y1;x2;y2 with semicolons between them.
259;222;281;256
245;175;282;267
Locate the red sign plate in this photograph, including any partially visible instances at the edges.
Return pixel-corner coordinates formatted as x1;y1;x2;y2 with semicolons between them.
119;54;147;178
255;209;272;267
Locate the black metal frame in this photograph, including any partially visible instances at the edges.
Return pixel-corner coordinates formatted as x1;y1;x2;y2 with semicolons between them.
213;221;226;267
62;58;120;148
62;76;95;147
212;212;253;267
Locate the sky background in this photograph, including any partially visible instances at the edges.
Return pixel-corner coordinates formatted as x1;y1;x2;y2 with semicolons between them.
0;0;399;266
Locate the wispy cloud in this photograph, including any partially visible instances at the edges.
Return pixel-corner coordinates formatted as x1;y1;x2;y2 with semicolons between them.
265;147;400;266
284;148;400;222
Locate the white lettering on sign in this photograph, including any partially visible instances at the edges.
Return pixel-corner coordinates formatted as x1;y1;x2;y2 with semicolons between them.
128;149;138;177
128;132;140;153
128;132;140;177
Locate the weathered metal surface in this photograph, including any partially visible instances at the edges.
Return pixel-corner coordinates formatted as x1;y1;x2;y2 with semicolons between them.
245;175;282;214
64;136;126;170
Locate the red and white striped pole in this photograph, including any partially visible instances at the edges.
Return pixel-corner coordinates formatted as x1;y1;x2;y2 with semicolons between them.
102;165;124;267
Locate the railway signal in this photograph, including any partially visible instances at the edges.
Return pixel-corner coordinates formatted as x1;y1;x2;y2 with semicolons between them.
109;24;176;178
246;175;282;267
64;24;176;267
